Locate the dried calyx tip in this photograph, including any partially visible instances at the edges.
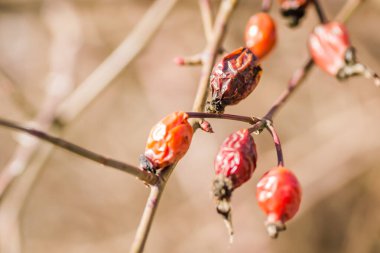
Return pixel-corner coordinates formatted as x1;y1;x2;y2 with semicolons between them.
265;221;286;239
206;100;225;114
216;199;234;243
212;174;233;200
139;154;156;174
213;175;235;242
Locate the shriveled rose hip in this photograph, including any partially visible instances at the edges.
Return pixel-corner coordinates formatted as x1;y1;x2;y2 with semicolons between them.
279;0;309;27
207;47;262;113
308;22;380;85
140;111;193;173
245;12;277;59
256;166;301;238
212;129;257;240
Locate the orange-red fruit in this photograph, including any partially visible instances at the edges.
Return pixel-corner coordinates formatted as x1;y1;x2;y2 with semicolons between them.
308;22;350;77
256;166;301;238
245;12;276;59
144;111;193;170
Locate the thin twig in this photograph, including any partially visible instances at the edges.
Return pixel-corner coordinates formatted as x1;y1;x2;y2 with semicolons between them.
0;68;36;117
199;0;213;42
265;122;284;167
186;112;259;125
336;0;366;23
0;118;158;185
55;0;178;125
261;0;272;12
0;2;81;252
311;0;328;23
0;0;82;199
264;59;314;120
192;0;239;113
130;1;240;252
129;185;163;253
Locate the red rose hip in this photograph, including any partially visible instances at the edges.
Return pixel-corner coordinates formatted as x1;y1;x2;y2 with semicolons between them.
207;47;262;113
245;12;277;59
140;111;193;173
212;129;257;240
308;22;380;85
256;166;301;238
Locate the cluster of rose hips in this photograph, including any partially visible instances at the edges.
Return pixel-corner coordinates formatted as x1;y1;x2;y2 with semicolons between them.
139;0;379;242
139;110;301;240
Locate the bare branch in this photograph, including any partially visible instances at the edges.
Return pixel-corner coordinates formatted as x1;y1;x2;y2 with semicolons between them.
199;0;213;42
55;0;179;125
0;118;158;185
130;0;240;252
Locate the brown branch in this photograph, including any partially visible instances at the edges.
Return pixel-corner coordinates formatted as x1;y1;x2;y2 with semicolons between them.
199;0;213;42
264;59;314;120
336;0;366;23
130;1;240;252
311;0;328;23
186;112;259;125
265;122;284;167
0;118;158;185
192;0;238;114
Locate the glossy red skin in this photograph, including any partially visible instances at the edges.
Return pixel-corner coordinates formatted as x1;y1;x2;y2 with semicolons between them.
256;167;301;223
145;112;193;170
214;129;257;188
210;47;262;110
308;22;351;76
245;12;277;59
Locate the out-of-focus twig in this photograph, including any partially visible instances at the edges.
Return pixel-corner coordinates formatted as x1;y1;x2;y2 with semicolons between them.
55;0;178;125
0;68;36;117
264;59;314;120
0;1;82;252
0;0;82;199
336;0;366;23
130;1;240;252
311;0;328;23
199;0;213;42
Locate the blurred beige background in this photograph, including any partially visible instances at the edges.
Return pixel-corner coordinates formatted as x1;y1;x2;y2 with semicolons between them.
0;0;379;252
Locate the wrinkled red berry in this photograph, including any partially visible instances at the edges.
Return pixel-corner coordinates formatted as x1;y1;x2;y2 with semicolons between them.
256;166;301;238
279;0;309;27
207;47;262;113
245;12;277;59
140;111;193;172
212;129;257;239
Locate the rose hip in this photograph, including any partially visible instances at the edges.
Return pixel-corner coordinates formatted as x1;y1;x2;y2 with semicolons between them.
207;47;262;113
212;129;257;240
245;12;277;60
308;22;380;85
256;166;301;238
140;111;193;173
